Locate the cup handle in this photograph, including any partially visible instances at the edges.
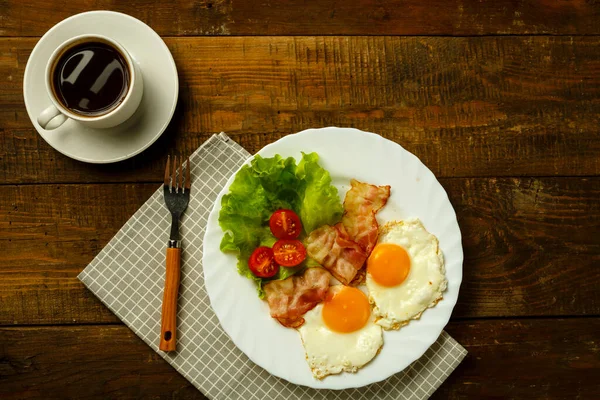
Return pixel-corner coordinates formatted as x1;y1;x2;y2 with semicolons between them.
37;105;68;130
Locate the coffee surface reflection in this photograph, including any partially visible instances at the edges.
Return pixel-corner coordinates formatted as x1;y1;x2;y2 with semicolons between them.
52;41;130;116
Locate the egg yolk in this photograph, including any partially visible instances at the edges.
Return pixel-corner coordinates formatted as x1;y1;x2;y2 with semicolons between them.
367;243;411;287
322;287;370;333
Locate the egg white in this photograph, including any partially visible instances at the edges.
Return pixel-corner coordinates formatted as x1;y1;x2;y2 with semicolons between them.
366;218;447;330
297;287;383;379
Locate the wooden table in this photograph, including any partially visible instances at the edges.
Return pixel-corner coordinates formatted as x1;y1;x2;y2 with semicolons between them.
1;2;599;399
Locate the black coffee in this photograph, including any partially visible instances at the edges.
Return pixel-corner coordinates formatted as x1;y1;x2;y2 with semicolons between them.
52;41;129;116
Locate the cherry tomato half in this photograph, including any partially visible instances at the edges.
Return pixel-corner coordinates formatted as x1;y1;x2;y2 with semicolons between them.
272;239;307;267
269;209;303;240
248;247;279;278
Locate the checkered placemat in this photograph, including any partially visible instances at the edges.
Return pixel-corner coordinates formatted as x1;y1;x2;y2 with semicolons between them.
78;132;467;399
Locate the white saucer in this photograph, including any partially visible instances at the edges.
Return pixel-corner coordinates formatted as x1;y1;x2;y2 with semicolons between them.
23;11;179;164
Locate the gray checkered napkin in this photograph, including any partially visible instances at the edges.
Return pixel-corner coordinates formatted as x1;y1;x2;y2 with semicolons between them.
79;132;467;400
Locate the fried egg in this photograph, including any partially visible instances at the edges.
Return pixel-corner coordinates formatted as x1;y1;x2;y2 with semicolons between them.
366;218;447;330
297;285;383;379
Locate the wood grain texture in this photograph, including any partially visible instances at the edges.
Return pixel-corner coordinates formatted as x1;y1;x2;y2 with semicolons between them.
2;36;600;183
1;178;598;325
434;319;600;399
1;319;598;399
1;0;600;37
160;248;181;352
451;177;600;319
0;184;157;325
0;325;208;400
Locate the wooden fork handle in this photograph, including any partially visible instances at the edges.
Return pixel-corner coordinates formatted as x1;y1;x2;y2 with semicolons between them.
160;247;181;351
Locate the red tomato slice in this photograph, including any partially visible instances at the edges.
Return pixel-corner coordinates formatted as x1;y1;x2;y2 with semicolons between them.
269;209;302;240
248;247;279;278
272;239;307;267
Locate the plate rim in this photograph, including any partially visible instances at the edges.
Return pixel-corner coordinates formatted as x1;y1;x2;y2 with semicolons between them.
202;127;463;389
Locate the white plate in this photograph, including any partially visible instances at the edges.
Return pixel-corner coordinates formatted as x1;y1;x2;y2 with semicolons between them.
23;11;178;164
203;127;463;390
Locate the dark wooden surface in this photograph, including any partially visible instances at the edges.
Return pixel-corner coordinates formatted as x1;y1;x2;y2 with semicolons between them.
2;319;599;399
1;2;599;399
3;36;600;183
2;0;600;36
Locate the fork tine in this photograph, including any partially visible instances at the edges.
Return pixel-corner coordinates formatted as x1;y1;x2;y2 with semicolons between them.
172;155;178;192
164;155;171;187
185;157;191;191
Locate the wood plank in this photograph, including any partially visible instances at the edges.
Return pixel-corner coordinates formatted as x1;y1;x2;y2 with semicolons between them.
1;319;598;399
0;325;208;400
2;36;600;183
435;319;600;399
1;177;598;325
2;0;600;37
451;177;600;319
0;183;157;325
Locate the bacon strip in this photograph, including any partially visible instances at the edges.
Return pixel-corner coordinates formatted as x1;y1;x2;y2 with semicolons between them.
341;179;391;254
305;225;368;285
263;267;331;328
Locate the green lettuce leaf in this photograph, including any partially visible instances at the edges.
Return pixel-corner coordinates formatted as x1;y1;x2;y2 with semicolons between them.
218;152;342;298
296;152;344;233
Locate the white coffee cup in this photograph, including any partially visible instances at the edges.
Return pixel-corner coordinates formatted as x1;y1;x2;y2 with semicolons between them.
37;34;144;130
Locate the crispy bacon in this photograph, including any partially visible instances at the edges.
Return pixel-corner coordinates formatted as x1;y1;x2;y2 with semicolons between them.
305;225;368;285
349;266;367;287
263;267;331;328
341;179;391;254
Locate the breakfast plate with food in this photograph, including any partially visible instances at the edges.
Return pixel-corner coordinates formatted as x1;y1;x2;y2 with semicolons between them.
202;127;463;389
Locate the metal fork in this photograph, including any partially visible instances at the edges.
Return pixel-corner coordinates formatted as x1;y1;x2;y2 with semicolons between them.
159;155;191;352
